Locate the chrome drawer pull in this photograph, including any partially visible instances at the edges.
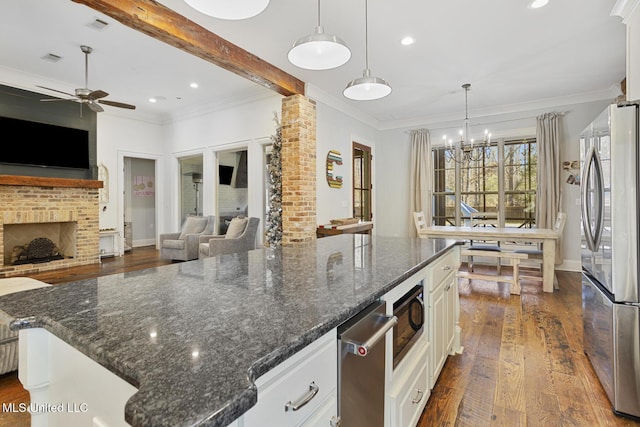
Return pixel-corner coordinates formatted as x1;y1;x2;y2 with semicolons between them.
412;388;424;404
285;382;319;412
442;265;451;271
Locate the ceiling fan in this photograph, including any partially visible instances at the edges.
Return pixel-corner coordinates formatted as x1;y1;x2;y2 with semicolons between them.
38;45;136;114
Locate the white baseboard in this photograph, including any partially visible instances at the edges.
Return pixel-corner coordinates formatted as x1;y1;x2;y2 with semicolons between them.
133;239;156;248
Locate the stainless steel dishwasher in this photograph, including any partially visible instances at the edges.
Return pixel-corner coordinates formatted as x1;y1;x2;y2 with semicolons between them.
337;300;397;427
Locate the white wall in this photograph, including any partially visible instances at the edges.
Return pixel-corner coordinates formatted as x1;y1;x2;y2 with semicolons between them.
96;113;164;250
376;98;614;271
160;94;282;244
315;102;378;225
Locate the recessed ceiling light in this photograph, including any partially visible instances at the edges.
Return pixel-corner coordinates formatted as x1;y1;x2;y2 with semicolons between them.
190;82;199;88
528;0;549;9
149;98;157;103
401;36;415;46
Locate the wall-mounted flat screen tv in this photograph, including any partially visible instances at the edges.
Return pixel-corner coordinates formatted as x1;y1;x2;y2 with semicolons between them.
219;165;234;185
0;116;90;169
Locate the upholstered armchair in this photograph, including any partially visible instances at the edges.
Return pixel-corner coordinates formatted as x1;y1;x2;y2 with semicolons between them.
199;217;260;258
160;215;215;261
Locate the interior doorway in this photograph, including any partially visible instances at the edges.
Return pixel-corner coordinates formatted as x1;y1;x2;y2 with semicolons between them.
353;142;372;221
123;157;157;251
216;149;248;234
178;155;204;222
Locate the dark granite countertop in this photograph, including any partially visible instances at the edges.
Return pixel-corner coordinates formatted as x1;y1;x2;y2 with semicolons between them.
0;234;456;427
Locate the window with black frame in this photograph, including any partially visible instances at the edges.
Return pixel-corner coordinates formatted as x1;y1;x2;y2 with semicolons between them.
432;138;537;228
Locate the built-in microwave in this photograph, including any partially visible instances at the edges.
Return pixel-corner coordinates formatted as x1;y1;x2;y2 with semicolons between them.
392;283;425;368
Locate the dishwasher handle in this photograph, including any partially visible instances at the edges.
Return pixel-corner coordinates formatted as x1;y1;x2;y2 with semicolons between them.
343;315;397;357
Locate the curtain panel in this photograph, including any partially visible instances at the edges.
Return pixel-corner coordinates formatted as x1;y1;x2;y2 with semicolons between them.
535;112;563;262
410;129;432;237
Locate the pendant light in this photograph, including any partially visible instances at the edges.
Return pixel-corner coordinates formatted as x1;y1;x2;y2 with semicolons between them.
288;0;351;70
183;0;270;20
343;0;391;101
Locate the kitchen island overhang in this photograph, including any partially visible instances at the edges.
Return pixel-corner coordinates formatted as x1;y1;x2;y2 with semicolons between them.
0;234;459;426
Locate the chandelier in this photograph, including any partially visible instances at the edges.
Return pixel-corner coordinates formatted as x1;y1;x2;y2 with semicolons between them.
443;84;492;164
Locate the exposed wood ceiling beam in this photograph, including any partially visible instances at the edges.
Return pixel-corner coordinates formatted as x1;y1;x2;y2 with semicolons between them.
72;0;305;97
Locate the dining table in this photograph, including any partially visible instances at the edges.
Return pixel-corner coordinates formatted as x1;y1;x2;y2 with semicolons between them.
418;225;560;293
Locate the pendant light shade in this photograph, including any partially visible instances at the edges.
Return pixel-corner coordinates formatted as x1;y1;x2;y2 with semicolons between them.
288;27;351;70
343;0;391;101
288;1;351;70
343;69;392;100
183;0;270;20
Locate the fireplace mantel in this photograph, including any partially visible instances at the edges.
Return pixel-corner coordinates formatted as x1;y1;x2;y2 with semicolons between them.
0;175;103;189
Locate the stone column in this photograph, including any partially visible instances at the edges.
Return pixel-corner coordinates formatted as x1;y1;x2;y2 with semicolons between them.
281;95;317;244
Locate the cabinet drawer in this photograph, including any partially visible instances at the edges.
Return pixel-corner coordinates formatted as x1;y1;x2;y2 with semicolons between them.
242;333;337;427
389;340;430;427
397;363;429;427
298;394;336;427
427;248;458;290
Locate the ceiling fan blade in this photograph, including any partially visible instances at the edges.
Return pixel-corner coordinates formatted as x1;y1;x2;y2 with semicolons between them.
88;89;109;100
36;85;76;97
40;98;75;102
87;101;104;113
98;99;136;110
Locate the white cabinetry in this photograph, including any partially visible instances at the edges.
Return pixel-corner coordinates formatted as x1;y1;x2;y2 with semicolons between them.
387;339;430;427
383;245;461;427
240;331;337;427
19;328;137;427
425;247;460;389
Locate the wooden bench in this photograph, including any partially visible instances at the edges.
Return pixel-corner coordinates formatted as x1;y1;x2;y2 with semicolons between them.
457;249;529;295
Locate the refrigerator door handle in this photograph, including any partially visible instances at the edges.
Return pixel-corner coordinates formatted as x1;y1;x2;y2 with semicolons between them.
592;148;605;249
581;146;604;252
581;146;597;251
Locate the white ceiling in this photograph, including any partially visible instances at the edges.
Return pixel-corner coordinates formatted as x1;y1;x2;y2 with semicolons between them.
0;0;627;129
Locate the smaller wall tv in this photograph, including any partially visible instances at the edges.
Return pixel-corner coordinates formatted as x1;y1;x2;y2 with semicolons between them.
0;116;90;169
219;165;234;185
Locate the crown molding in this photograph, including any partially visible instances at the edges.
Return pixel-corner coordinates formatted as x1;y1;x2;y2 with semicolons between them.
305;83;381;129
611;0;640;22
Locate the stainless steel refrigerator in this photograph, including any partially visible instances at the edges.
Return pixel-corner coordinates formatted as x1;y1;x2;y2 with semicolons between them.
581;103;640;419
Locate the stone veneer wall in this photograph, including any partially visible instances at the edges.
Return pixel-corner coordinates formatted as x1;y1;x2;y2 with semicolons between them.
281;95;317;244
0;180;101;278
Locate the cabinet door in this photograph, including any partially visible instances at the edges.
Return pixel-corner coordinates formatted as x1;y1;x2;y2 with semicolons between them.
444;273;457;356
429;282;446;389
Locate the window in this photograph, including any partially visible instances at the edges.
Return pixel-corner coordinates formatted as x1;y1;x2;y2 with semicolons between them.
503;139;537;227
432;138;536;228
353;142;372;221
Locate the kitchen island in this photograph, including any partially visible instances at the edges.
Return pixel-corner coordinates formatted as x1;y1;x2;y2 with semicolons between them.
0;235;459;427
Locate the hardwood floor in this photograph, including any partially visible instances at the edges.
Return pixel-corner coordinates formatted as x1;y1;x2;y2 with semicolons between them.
418;268;640;427
0;250;638;426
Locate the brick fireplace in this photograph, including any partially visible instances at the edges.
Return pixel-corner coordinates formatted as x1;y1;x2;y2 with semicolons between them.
0;175;102;278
